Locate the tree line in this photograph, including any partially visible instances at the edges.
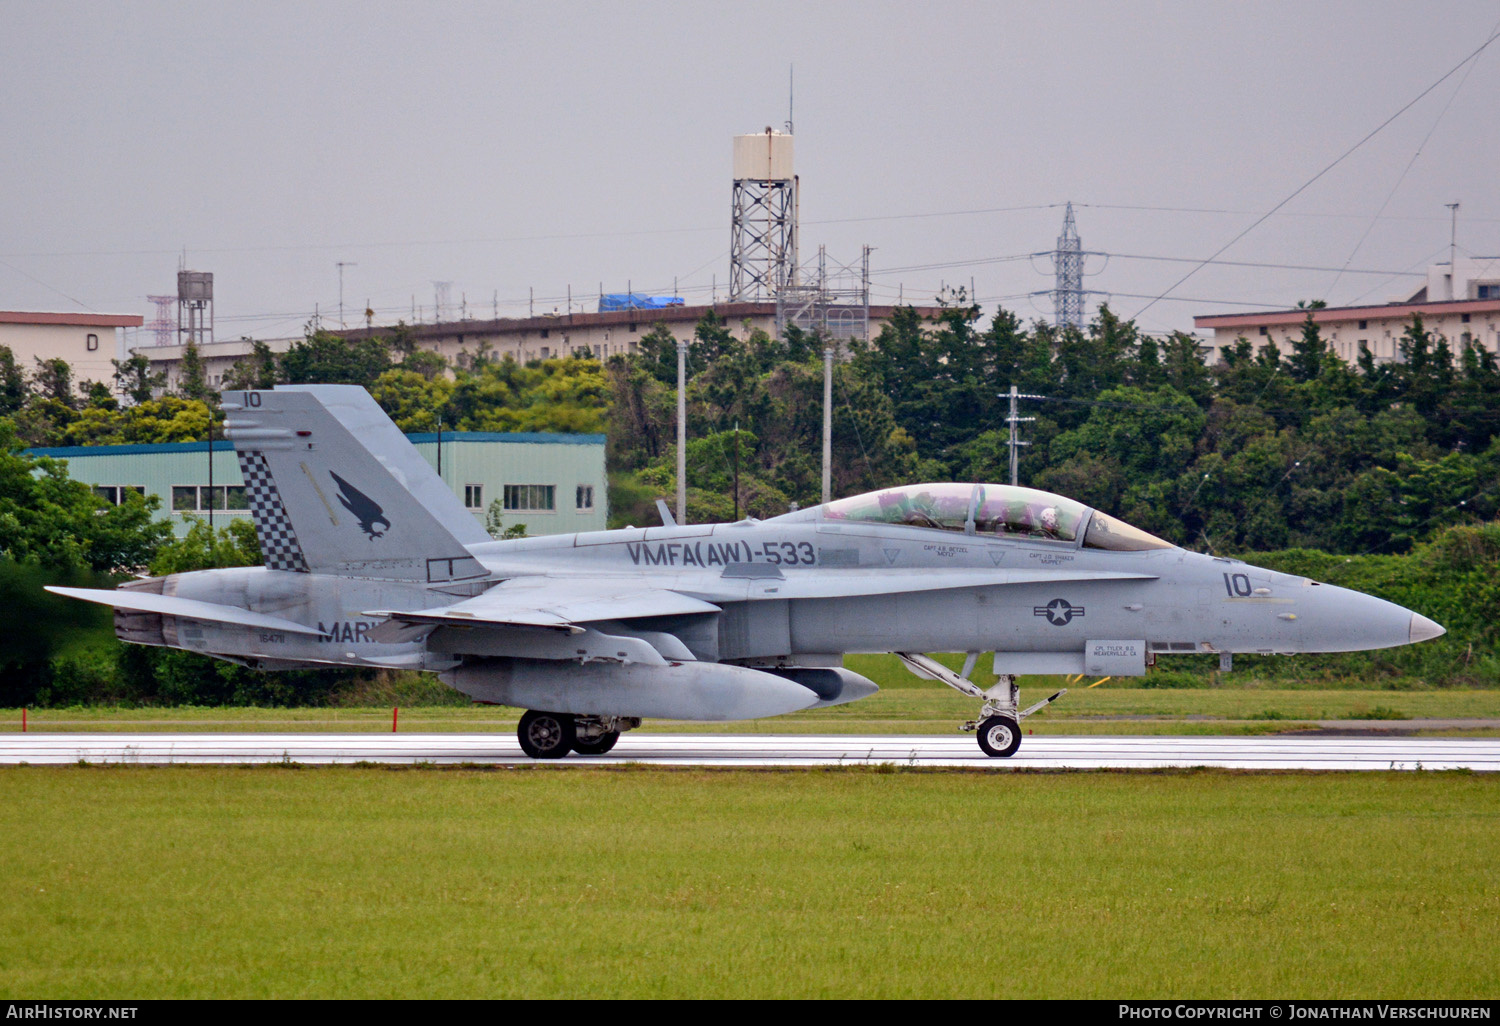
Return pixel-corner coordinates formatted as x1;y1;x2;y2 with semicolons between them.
6;301;1498;557
2;301;1497;704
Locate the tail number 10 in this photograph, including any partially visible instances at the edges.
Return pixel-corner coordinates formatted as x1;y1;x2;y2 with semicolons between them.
241;391;262;407
1223;573;1252;597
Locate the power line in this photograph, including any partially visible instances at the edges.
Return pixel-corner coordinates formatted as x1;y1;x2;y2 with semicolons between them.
1132;25;1500;321
872;251;1420;279
0;257;93;311
1324;11;1500;299
1080;202;1500;224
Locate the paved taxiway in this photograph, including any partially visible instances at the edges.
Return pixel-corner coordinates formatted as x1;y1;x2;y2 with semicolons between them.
2;733;1498;770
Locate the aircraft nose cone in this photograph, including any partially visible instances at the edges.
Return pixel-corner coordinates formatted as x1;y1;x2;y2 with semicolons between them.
1409;613;1446;644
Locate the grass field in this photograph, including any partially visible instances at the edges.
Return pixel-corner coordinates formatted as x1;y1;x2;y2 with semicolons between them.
0;766;1496;999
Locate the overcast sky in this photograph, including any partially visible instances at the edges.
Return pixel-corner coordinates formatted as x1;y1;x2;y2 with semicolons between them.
3;0;1498;340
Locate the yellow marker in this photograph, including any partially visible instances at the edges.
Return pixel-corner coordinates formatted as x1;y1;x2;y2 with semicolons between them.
1086;676;1112;689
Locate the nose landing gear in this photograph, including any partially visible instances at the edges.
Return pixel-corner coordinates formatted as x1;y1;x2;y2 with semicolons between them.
894;652;1068;758
975;714;1021;758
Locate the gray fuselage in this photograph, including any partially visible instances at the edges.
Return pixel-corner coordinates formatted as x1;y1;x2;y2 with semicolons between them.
146;510;1431;676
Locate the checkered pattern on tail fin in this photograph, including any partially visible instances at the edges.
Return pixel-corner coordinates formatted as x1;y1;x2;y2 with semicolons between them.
236;450;309;573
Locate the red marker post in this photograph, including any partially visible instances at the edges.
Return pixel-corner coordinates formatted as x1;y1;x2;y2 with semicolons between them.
392;706;398;733
21;708;26;733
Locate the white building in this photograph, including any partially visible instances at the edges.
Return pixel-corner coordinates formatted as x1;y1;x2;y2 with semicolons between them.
135;301;942;391
1195;256;1500;364
0;311;145;389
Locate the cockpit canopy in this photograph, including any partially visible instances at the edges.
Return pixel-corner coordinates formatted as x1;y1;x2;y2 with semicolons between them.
818;483;1173;551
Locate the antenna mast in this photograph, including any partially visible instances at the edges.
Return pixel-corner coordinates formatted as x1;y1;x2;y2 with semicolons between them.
786;65;794;135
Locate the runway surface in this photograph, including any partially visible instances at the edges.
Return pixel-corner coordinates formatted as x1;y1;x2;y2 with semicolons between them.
3;732;1499;770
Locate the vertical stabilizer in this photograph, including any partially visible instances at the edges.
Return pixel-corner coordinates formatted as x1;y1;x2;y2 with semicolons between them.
223;386;489;582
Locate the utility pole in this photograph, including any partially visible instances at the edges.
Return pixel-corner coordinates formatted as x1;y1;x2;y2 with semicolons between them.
1447;202;1461;300
337;262;357;328
676;339;688;524
821;341;834;505
1006;385;1036;486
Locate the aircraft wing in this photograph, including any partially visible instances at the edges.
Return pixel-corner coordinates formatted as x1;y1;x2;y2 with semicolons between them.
44;586;328;636
367;567;1154;638
365;575;723;635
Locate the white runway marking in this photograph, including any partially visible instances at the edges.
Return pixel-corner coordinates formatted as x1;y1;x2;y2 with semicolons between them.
2;733;1498;770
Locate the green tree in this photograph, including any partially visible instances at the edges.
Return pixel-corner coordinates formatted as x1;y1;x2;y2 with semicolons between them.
221;340;280;391
483;499;528;540
370;368;456;432
150;517;262;574
0;345;28;414
0;421;170;572
112;353;165;404
279;328;392;385
1288;313;1329;384
175;339;214;402
1045;385;1206;480
32;357;75;407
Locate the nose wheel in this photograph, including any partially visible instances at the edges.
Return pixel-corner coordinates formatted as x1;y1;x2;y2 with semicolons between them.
976;715;1021;758
894;653;1069;758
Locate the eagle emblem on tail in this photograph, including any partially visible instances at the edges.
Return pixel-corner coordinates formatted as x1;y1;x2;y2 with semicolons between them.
329;471;391;539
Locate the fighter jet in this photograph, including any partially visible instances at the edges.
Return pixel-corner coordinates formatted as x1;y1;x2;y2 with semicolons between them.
49;385;1446;758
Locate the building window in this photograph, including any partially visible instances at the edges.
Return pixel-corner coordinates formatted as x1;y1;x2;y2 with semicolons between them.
1258;326;1268;336
576;485;594;511
540;346;550;359
93;485;145;505
629;323;638;333
464;484;484;510
540;328;550;339
504;484;556;512
1358;320;1368;330
171;485;248;513
1462;313;1472;323
86;333;99;351
1477;284;1499;300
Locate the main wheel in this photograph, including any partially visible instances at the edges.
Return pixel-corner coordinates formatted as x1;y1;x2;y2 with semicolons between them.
976;715;1022;758
518;710;576;759
572;731;621;756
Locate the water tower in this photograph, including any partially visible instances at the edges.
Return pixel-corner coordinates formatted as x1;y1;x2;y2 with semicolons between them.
729;129;798;301
177;270;214;346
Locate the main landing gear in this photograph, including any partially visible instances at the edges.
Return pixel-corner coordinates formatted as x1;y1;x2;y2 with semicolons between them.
516;710;638;759
894;653;1068;758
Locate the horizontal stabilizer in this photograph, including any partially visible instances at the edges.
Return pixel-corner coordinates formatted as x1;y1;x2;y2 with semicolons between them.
44;586;325;636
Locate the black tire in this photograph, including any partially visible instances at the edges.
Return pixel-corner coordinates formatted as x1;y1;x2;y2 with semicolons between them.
518;710;576;759
572;731;621;756
976;715;1022;758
